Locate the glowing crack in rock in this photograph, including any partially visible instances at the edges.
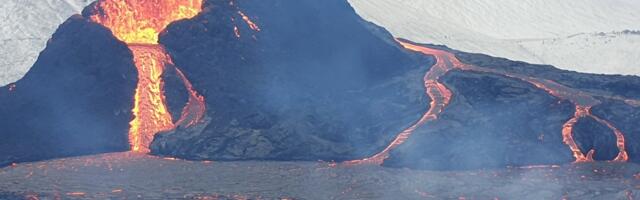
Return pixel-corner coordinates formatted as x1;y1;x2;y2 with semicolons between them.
347;39;636;165
89;0;205;152
230;8;261;38
237;11;261;32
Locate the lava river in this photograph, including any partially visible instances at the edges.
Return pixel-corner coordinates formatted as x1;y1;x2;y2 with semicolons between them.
89;0;206;152
347;39;638;165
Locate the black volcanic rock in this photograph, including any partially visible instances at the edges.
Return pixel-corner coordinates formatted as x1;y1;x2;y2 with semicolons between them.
0;15;136;166
150;0;640;170
151;0;426;161
383;71;576;170
572;117;619;161
2;0;639;171
592;100;640;161
454;51;640;99
162;65;190;122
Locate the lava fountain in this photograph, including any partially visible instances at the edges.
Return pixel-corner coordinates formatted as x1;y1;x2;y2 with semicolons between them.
348;39;633;165
89;0;205;152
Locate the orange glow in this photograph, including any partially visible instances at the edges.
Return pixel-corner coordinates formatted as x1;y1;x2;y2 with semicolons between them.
234;26;241;38
90;0;203;44
238;11;261;32
397;40;630;163
560;105;628;162
347;39;634;166
66;192;86;197
590;114;628;162
90;0;205;152
128;45;175;152
345;41;455;165
174;68;206;128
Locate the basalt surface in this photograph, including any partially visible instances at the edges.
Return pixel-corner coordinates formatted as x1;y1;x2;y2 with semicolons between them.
1;0;640;171
148;0;640;170
151;0;426;161
0;16;136;167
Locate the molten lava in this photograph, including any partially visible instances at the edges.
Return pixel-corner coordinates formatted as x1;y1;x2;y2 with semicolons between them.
238;11;261;32
174;68;206;128
90;0;203;44
348;39;633;165
90;0;205;152
128;45;175;152
345;41;455;165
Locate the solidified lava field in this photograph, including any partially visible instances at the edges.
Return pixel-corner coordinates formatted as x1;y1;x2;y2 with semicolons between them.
1;153;640;200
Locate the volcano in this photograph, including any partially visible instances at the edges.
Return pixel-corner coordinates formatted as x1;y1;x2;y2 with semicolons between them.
1;0;640;173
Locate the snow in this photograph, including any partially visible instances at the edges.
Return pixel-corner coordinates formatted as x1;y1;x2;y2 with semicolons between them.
348;0;640;76
0;0;92;86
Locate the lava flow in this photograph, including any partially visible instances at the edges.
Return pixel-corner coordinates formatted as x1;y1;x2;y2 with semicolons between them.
347;39;634;165
90;0;205;152
345;41;455;165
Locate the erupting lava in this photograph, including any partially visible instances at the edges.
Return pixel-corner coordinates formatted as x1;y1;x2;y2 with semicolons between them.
127;45;175;152
348;39;634;165
238;11;261;32
90;0;205;152
90;0;203;44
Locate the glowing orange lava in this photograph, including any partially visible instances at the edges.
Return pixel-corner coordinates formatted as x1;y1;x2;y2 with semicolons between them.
561;106;594;162
128;45;175;152
347;39;634;165
90;0;205;152
174;68;206;127
90;0;203;44
238;11;261;32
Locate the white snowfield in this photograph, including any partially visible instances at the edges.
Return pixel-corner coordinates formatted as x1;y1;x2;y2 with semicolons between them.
0;0;91;86
1;0;639;86
348;0;640;76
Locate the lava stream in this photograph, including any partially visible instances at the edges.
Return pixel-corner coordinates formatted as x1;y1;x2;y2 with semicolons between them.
348;39;633;165
457;58;629;162
128;45;175;152
345;41;455;165
90;0;205;152
174;68;206;127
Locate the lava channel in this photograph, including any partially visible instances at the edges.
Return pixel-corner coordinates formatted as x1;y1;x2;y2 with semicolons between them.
347;39;634;165
90;0;205;152
344;40;455;165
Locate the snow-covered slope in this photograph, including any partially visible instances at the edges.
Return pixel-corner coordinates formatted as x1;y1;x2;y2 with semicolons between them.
348;0;640;76
0;0;92;86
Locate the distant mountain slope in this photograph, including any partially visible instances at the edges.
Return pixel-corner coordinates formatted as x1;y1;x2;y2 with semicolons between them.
348;0;640;76
0;0;92;86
